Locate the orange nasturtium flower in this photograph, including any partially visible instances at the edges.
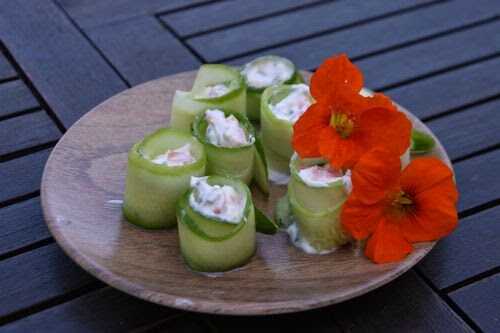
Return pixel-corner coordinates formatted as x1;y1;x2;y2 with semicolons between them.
292;54;412;170
341;149;459;264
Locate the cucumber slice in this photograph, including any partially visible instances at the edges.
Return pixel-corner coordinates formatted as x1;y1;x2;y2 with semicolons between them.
263;145;292;175
261;84;313;162
245;89;262;121
241;55;303;121
170;90;208;132
288;184;349;252
255;207;278;234
192;109;256;184
123;129;206;229
177;176;256;272
241;55;297;91
411;129;436;154
253;136;270;194
289;154;347;212
190;64;246;115
170;88;246;132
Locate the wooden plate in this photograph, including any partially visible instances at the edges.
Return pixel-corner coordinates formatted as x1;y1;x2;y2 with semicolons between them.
41;71;451;315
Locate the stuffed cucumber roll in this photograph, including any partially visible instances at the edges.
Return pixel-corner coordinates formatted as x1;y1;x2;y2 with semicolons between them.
286;154;350;253
171;64;246;131
261;83;313;174
177;176;256;272
192;108;269;193
241;55;303;120
123;129;206;229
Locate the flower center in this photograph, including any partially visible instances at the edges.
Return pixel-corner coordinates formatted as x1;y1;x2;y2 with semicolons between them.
390;191;414;217
330;112;354;139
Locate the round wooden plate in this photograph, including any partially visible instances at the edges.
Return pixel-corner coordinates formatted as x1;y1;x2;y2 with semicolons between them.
41;71;451;315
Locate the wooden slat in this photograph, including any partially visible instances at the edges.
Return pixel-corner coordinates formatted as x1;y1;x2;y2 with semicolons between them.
359;19;500;90
0;111;60;156
387;56;500;120
142;314;211;332
0;80;38;118
0;197;51;258
87;16;200;85
188;0;436;62
229;0;500;70
0;149;51;203
0;0;127;127
160;0;324;37
330;271;472;332
57;0;211;29
450;274;500;333
426;98;500;161
0;243;96;319
0;53;17;81
208;308;341;333
454;150;500;212
418;206;500;290
0;287;177;332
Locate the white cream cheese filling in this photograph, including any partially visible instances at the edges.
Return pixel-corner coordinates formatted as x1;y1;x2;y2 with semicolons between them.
298;164;352;193
189;177;246;224
270;84;312;123
151;143;195;166
205;109;252;147
199;83;230;98
243;59;294;89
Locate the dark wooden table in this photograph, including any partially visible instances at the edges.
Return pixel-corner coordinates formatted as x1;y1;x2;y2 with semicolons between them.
0;1;499;332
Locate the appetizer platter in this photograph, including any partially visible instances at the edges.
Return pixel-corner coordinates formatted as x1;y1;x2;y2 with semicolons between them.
41;55;457;314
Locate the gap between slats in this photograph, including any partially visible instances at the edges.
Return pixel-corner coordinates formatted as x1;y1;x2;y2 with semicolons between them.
164;0;334;40
0;43;66;133
415;269;483;332
190;0;447;63
0;280;105;326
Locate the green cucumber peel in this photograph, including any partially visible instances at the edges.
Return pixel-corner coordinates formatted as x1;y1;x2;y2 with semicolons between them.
130;128;206;175
289;154;343;189
192;109;257;183
289;70;305;84
254;207;279;234
288;177;345;217
288;154;348;212
123;128;206;229
260;85;295;160
177;194;246;242
411;129;436;154
191;64;244;102
252;135;270;194
191;109;256;150
177;176;252;241
275;194;292;228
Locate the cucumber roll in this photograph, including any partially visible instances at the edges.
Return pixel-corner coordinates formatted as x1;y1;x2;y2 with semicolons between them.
177;176;256;272
170;64;246;131
123;129;206;229
241;55;303;120
286;154;350;253
192;109;269;193
261;83;313;174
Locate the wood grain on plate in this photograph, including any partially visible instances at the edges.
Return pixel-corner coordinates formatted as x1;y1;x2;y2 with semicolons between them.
41;71;451;315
